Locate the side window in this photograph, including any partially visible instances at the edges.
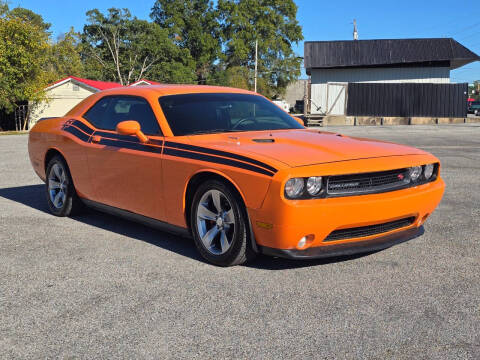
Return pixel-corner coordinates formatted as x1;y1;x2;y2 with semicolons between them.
83;96;161;135
83;97;111;128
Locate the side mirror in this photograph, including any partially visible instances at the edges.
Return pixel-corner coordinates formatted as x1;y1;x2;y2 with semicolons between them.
116;120;148;143
293;116;305;127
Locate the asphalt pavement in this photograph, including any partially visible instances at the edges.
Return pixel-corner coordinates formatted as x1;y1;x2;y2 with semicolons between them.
0;124;479;359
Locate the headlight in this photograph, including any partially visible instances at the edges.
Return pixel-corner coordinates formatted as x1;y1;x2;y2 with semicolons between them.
285;178;305;198
409;166;422;181
424;164;434;179
306;176;322;196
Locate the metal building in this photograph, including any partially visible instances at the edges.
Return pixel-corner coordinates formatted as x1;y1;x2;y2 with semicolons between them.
304;38;480;117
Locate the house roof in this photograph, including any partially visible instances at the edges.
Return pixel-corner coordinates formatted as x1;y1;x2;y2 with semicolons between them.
46;76;122;92
304;38;480;74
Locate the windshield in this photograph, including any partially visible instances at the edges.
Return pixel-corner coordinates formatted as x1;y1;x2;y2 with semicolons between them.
158;93;303;136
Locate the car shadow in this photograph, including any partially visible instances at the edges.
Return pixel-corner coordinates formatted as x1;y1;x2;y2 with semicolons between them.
0;184;375;270
0;184;202;262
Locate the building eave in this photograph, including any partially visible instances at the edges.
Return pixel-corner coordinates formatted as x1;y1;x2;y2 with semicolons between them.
304;38;480;73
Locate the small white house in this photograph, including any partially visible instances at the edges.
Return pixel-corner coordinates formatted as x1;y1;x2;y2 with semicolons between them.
29;76;121;125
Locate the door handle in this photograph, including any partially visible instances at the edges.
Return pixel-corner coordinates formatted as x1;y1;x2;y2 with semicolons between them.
91;135;101;143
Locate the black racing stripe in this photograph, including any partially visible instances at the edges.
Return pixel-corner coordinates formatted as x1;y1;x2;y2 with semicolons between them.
94;131;164;147
71;120;94;135
64;125;91;142
98;138;162;154
62;125;272;176
164;148;275;177
147;139;164;146
94;131;139;142
164;141;278;173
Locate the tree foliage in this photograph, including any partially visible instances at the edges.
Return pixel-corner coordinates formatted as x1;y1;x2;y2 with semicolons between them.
0;2;85;117
218;0;303;97
0;6;50;112
0;0;304;121
152;0;304;96
151;0;221;83
8;6;51;32
81;8;195;85
44;29;84;83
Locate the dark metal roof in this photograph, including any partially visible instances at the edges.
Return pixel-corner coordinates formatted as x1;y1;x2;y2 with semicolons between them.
304;38;480;74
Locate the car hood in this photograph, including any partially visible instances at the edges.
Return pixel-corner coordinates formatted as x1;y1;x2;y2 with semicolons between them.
188;129;426;168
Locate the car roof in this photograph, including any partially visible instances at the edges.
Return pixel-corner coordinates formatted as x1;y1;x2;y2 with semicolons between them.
65;84;260;118
97;84;256;97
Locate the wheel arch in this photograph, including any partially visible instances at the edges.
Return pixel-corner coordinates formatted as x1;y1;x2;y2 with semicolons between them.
183;169;259;253
44;147;68;173
184;170;247;228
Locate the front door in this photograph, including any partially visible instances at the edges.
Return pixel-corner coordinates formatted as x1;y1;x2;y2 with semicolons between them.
82;95;165;221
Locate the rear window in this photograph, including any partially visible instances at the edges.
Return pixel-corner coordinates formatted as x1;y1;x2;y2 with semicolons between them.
83;96;161;135
158;93;303;136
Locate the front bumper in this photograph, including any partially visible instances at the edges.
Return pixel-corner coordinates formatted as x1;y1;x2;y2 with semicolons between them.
249;174;444;251
259;226;423;259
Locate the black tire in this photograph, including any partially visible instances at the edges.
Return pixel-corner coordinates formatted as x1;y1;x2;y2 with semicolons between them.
45;155;83;217
190;179;255;266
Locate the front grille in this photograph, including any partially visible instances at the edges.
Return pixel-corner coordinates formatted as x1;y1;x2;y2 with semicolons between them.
325;217;416;242
327;168;409;196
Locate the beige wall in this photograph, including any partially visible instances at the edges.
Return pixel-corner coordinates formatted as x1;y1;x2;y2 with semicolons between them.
29;81;95;125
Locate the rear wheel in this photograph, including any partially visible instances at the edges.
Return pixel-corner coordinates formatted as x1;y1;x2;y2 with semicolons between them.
190;180;253;266
45;155;83;216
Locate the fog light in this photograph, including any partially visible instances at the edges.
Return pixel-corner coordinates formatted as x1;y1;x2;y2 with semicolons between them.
297;237;307;248
297;234;315;249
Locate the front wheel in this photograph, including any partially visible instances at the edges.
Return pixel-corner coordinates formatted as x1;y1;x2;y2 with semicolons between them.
45;155;83;216
190;180;254;266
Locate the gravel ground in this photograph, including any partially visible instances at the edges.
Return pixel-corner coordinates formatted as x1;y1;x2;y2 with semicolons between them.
0;124;479;359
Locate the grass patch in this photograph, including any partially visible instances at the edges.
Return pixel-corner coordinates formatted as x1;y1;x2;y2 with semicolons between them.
0;131;28;135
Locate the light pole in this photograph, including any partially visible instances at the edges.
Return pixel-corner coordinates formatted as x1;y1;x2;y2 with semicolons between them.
254;39;258;93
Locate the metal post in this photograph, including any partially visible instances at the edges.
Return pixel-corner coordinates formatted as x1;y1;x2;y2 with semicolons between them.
254;39;258;93
303;80;308;118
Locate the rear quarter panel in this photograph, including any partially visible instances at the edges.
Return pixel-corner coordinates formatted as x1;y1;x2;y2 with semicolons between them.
28;117;93;199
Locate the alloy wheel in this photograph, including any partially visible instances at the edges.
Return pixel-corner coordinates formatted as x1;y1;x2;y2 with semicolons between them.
196;189;236;255
48;163;67;209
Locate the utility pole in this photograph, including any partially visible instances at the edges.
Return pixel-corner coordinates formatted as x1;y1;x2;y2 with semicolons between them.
353;19;358;40
254;39;258;93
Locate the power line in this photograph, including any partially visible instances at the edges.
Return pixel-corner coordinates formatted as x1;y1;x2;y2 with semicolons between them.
467;41;480;48
458;31;480;42
450;21;480;36
418;18;459;35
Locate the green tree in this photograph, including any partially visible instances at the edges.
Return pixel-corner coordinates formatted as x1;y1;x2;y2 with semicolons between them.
44;28;84;83
0;1;8;15
218;0;303;97
151;0;222;84
81;8;195;85
8;6;51;32
0;7;50;114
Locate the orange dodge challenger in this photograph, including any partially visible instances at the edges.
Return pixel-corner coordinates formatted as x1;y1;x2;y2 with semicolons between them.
28;85;445;266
